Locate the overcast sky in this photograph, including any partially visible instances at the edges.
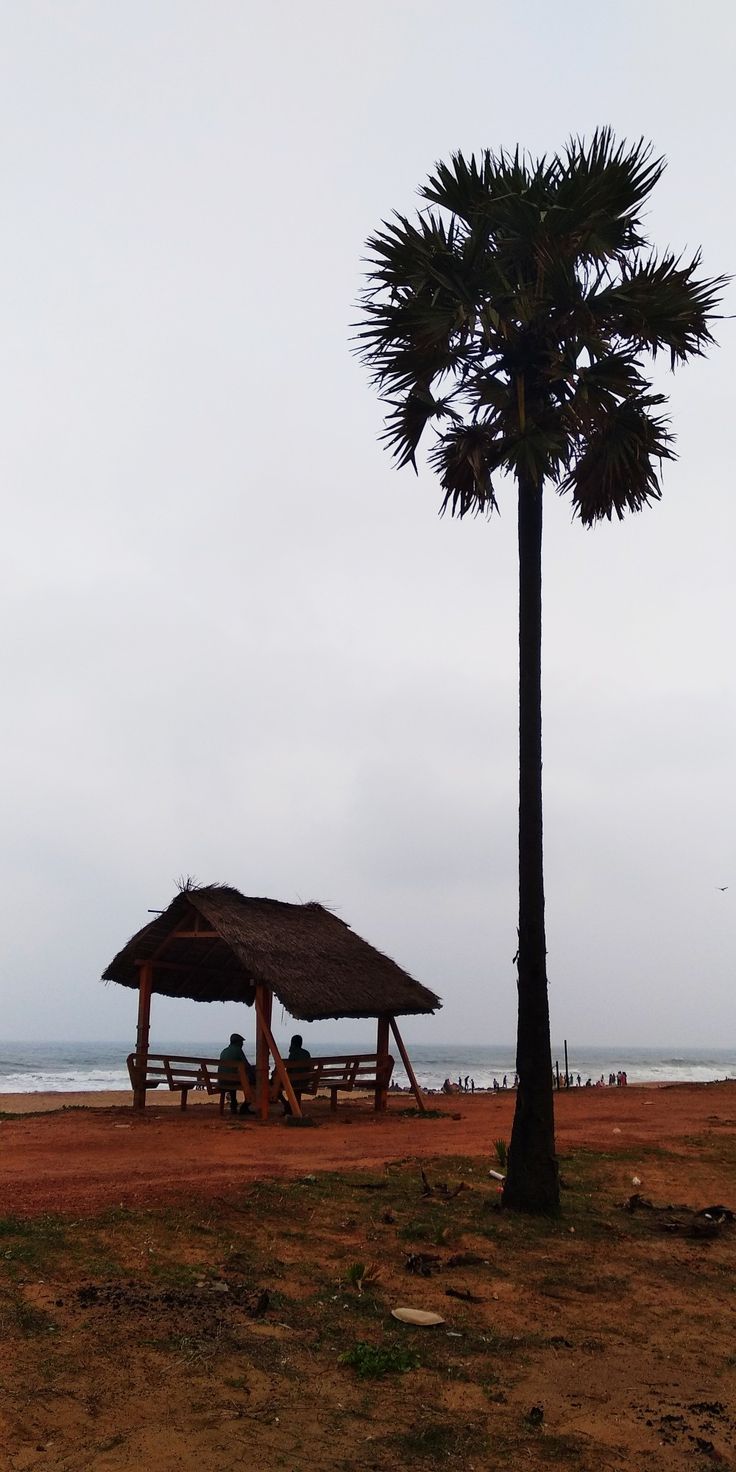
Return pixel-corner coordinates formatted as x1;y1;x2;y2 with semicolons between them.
0;0;733;1053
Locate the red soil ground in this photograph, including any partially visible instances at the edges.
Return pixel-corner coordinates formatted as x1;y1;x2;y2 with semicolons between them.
3;1081;734;1216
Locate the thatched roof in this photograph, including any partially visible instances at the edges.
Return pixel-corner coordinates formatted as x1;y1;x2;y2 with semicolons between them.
102;884;441;1021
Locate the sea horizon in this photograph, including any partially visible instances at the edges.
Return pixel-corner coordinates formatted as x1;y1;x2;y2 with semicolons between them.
1;1039;735;1094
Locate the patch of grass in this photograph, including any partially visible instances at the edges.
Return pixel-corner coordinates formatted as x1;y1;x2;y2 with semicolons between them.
0;1215;68;1271
397;1217;450;1245
0;1293;56;1337
395;1418;488;1459
534;1430;587;1463
421;1327;538;1374
146;1332;221;1362
397;1108;446;1119
147;1258;209;1288
537;1270;631;1299
0;1214;64;1239
340;1339;420;1378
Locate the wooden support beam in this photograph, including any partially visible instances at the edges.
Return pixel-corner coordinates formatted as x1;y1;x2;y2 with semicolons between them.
156;930;220;939
254;993;303;1120
255;985;272;1121
389;1016;427;1113
147;912;198;960
133;961;153;1111
375;1015;390;1112
133;958;189;970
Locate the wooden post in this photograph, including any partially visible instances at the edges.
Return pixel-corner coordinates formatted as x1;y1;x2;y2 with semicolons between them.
254;992;303;1120
133;961;153;1111
375;1015;390;1112
255;985;272;1122
388;1016;427;1113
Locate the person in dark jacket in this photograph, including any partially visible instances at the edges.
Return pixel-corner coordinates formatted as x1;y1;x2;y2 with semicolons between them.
218;1032;256;1116
282;1034;311;1115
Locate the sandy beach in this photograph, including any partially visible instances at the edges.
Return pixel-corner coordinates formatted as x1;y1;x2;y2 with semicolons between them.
2;1080;734;1215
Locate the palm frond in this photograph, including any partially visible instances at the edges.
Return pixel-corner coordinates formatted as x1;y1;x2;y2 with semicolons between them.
381;388;460;470
560;395;675;525
588;252;729;365
564;350;650;425
428;422;502;518
421;148;546;226
549;129;665;259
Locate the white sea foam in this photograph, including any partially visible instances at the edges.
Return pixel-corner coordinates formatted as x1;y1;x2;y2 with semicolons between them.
0;1041;734;1094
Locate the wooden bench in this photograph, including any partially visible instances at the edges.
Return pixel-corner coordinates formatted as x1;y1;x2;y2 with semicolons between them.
127;1053;254;1113
271;1052;394;1111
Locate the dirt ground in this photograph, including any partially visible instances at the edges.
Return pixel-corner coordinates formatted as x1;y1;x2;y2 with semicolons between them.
2;1083;734;1215
1;1083;735;1471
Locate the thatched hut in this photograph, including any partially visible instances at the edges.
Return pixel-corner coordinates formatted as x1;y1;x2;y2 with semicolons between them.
103;884;441;1117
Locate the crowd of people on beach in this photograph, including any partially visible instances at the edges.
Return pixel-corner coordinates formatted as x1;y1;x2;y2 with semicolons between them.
440;1069;630;1094
442;1073;519;1094
559;1071;629;1088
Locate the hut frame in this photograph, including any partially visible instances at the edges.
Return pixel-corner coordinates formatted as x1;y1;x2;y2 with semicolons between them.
103;886;440;1119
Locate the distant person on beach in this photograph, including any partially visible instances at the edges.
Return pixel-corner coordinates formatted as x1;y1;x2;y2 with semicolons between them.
471;1078;475;1094
502;1075;508;1089
218;1033;256;1116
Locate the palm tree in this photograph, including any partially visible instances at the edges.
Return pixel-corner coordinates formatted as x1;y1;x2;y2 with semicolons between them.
354;130;725;1213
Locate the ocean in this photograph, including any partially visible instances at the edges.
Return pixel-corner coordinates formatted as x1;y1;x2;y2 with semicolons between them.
0;1040;734;1094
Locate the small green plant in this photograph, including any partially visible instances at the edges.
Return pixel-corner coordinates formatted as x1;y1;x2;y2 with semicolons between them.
345;1261;381;1294
494;1139;508;1169
340;1339;420;1378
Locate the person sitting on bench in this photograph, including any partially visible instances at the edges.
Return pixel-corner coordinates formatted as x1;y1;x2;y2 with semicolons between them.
218;1032;256;1116
282;1033;311;1115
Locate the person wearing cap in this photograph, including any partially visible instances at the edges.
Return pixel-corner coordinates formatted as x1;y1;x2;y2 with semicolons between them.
218;1032;256;1116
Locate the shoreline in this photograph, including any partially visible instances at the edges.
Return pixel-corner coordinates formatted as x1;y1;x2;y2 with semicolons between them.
0;1077;728;1115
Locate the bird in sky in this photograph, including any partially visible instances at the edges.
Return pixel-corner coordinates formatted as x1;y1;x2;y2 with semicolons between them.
716;885;729;892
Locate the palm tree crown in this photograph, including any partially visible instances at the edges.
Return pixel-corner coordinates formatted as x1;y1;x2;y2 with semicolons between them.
355;130;725;523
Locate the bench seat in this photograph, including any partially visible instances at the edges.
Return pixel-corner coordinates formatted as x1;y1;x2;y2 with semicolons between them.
271;1052;394;1111
127;1053;253;1113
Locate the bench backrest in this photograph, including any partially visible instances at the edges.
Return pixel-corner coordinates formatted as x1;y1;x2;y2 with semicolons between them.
284;1053;394;1092
127;1050;393;1099
127;1053;251;1094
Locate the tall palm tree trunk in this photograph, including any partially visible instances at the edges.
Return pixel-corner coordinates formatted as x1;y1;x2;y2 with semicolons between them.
503;473;560;1213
